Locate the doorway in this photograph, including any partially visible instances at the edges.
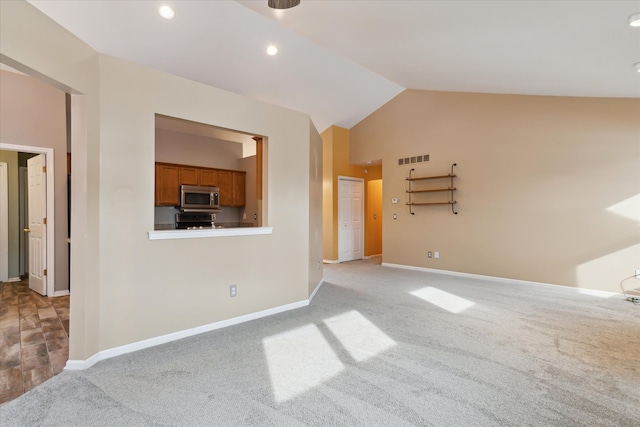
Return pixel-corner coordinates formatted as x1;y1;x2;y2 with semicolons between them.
338;176;364;262
0;144;56;296
366;179;383;257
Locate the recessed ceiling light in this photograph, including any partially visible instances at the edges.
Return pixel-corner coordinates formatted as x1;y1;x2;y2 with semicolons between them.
266;45;278;56
634;62;640;73
628;12;640;27
268;0;300;9
159;5;175;20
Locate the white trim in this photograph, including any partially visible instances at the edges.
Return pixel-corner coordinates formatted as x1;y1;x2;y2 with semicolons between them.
64;296;312;370
7;277;21;282
381;262;622;297
364;254;382;259
0;162;7;282
323;259;339;264
148;226;273;241
0;143;56;296
53;289;70;297
309;279;324;301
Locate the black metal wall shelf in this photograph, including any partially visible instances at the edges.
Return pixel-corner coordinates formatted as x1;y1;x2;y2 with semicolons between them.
406;163;458;215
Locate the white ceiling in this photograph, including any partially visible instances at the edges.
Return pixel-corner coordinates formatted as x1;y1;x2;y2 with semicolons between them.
26;1;640;133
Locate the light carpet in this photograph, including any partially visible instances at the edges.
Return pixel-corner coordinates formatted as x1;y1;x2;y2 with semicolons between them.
1;258;639;426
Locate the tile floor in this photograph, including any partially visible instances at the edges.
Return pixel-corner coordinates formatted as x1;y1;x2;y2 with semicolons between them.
0;279;69;405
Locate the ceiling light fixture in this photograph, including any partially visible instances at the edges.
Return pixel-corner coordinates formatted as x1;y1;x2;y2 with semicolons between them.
268;0;300;10
634;63;640;73
628;12;640;27
267;45;279;56
159;5;175;20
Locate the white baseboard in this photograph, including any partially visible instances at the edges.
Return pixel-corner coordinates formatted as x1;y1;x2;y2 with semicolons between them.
323;259;339;264
309;279;324;302
381;262;621;297
364;254;382;259
53;290;70;297
7;277;21;282
65;297;312;371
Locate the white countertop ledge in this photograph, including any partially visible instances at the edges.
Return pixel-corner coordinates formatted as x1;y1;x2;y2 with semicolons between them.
148;227;273;240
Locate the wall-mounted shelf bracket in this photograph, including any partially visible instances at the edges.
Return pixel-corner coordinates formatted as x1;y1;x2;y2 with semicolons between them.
406;163;458;215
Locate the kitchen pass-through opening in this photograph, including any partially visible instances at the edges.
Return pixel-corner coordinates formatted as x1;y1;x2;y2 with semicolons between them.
153;114;266;231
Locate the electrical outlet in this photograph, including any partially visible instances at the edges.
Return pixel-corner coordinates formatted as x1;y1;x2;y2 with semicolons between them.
428;251;432;258
230;285;237;297
635;269;640;279
317;261;321;270
434;251;440;259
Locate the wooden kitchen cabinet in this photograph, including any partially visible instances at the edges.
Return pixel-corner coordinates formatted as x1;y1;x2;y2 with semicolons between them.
180;167;199;185
155;162;244;207
155;163;181;206
199;169;218;186
218;171;232;206
218;170;246;207
232;172;246;207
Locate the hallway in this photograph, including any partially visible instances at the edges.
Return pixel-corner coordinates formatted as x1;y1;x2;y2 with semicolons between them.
0;279;69;404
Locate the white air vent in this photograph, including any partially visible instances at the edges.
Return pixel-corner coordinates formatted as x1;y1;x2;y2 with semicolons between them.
398;154;429;166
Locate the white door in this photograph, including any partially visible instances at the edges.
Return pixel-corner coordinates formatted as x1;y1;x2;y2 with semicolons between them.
27;154;47;295
338;177;363;262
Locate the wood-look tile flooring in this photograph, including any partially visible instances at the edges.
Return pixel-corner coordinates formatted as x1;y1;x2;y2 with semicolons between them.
0;279;69;405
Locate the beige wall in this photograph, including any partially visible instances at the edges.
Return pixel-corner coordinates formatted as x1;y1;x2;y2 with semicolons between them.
321;127;335;260
351;89;640;292
0;70;68;291
155;128;243;169
1;1;322;359
308;122;323;294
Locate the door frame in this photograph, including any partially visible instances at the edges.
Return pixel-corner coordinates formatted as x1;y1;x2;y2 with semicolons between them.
338;176;364;263
0;162;8;282
19;166;28;276
0;143;55;296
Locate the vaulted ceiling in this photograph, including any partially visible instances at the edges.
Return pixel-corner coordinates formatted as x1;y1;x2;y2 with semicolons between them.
28;1;640;133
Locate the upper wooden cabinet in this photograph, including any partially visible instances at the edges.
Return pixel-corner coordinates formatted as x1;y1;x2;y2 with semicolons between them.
155;163;181;206
199;169;218;187
218;170;246;207
155;162;245;207
232;172;246;207
218;171;232;206
180;167;199;186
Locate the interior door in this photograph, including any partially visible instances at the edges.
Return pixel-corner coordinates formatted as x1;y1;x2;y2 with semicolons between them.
338;177;363;262
27;154;47;295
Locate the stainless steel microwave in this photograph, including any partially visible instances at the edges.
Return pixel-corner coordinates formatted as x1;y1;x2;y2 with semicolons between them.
180;185;220;211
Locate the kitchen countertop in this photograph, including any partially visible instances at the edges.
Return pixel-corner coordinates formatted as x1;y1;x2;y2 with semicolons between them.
148;226;273;240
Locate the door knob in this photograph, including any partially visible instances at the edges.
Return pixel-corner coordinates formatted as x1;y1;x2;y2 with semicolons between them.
23;228;30;232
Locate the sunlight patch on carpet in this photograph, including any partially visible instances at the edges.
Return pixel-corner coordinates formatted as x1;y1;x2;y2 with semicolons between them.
411;287;475;313
263;324;344;403
323;310;396;362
